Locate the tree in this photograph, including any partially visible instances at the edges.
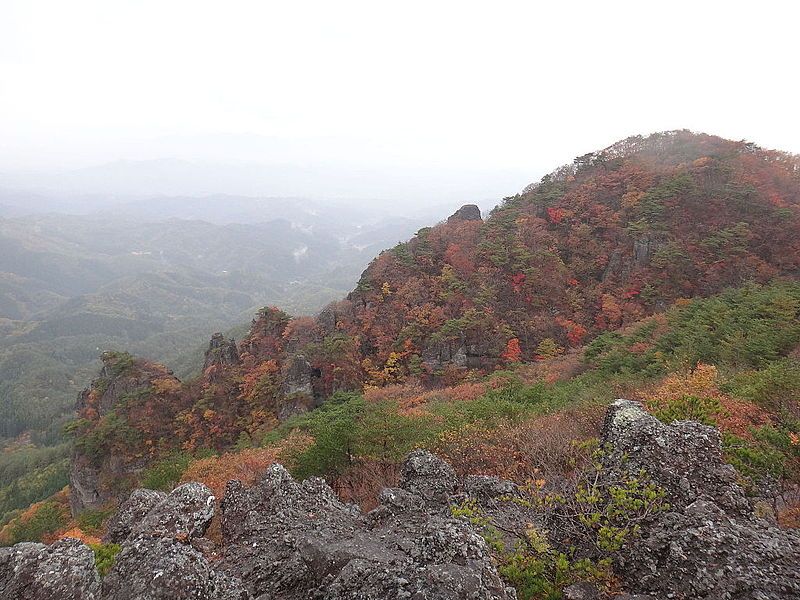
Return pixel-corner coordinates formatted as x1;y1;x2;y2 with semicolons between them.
502;338;523;364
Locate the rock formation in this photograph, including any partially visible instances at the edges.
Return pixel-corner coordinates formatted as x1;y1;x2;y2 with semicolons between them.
203;333;240;377
70;353;182;515
9;401;800;599
601;400;800;599
447;204;482;223
219;450;514;599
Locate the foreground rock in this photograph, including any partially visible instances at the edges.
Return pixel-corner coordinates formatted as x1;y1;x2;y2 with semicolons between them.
0;538;100;599
603;399;800;599
219;449;514;599
6;401;800;599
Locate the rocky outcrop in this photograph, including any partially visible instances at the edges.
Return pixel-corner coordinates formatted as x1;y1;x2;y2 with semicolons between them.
103;488;166;544
101;537;247;600
12;401;800;599
203;333;240;376
422;333;499;371
447;204;482;223
70;354;181;515
98;482;247;600
278;354;321;420
603;399;800;599
219;452;514;599
0;538;101;599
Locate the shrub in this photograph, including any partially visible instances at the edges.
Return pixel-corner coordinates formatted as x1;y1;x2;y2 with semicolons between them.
91;543;121;577
141;451;199;491
722;358;800;419
653;395;724;426
77;507;115;534
1;499;69;545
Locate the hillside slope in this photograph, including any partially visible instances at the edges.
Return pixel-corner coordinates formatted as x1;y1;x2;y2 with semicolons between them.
336;131;799;386
59;130;800;515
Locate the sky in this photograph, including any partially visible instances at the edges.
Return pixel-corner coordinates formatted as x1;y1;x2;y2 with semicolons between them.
1;1;798;199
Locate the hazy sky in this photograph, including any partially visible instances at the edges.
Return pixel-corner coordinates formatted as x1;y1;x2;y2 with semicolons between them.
1;1;798;185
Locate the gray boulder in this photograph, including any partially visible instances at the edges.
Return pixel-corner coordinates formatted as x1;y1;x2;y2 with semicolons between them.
219;455;514;599
104;488;167;543
0;538;101;599
101;537;247;600
128;482;215;542
102;481;245;600
604;400;800;599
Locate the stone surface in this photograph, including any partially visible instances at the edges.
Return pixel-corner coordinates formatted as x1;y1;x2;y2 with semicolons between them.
604;399;800;599
399;448;459;506
219;455;514;599
0;538;101;599
101;537;247;600
278;353;321;420
104;488;167;544
128;482;215;542
447;204;482;223
203;333;240;377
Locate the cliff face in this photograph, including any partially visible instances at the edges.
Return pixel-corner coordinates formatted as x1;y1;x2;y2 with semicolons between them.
66;131;800;515
12;401;800;599
69;352;182;515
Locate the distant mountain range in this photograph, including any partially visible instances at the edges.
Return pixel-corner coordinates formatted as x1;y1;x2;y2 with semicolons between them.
0;205;449;442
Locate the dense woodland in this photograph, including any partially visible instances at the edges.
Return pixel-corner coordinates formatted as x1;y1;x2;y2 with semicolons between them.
2;131;799;598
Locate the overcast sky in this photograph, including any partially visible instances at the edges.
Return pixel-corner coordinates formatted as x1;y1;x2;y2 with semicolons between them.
1;1;798;197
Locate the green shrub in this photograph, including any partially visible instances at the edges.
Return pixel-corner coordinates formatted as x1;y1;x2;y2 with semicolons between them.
723;426;799;485
585;282;800;375
722;358;800;417
140;452;196;491
4;500;69;545
77;507;115;534
653;395;723;426
91;543;121;577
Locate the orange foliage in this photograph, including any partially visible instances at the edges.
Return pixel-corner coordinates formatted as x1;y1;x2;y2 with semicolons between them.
434;407;603;483
58;527;101;546
180;433;313;498
645;363;771;437
501;338;523;363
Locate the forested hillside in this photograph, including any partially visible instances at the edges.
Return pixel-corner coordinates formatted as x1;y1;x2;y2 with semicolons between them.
3;131;799;599
51;130;799;509
0;211;430;442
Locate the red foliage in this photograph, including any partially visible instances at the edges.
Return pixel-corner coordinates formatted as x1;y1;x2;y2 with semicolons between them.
546;206;566;224
502;338;523;363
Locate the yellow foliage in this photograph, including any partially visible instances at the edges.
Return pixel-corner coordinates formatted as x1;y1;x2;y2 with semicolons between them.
152;377;181;395
651;363;719;403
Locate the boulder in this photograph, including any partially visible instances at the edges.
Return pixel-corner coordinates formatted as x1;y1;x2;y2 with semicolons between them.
447;204;482;223
128;482;215;542
101;537;247;600
104;488;167;544
603;399;800;599
0;538;101;599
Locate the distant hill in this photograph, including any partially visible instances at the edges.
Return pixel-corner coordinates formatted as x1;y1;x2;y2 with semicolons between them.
0;209;438;442
65;129;800;476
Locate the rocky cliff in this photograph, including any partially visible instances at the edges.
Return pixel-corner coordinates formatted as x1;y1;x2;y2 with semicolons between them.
69;352;183;515
11;401;800;599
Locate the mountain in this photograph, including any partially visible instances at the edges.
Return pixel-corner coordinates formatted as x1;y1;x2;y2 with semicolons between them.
3;131;800;599
61;129;800;507
0;209;440;444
